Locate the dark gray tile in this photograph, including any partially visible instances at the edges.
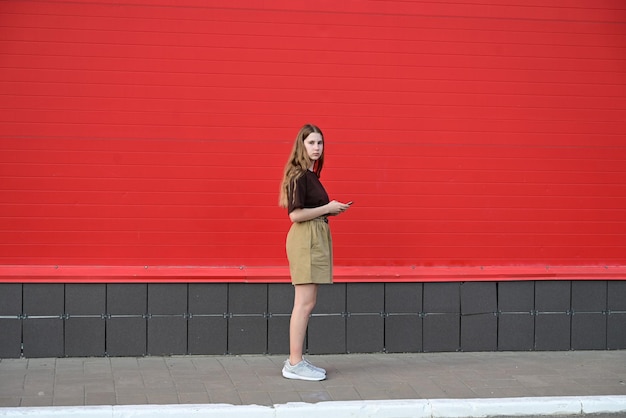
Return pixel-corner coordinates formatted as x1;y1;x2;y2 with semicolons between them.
188;316;227;355
571;313;606;350
229;284;267;315
0;284;22;315
534;313;570;350
65;284;106;315
189;283;227;315
423;313;460;352
461;313;497;351
498;313;534;351
498;281;534;312
461;282;497;315
148;284;187;315
107;284;147;315
267;316;290;355
147;316;187;355
385;315;422;353
0;319;22;358
347;283;384;313
268;284;293;315
65;317;105;357
106;317;146;356
23;318;64;357
347;315;384;353
535;281;570;312
572;281;607;312
228;316;267;354
423;282;460;313
607;313;626;349
308;315;345;354
608;281;626;311
313;284;346;314
385;283;422;314
23;284;64;316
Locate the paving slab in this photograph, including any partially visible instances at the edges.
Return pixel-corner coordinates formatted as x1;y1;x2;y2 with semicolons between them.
0;351;625;417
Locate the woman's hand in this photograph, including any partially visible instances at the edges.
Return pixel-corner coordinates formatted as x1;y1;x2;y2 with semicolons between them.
326;200;351;216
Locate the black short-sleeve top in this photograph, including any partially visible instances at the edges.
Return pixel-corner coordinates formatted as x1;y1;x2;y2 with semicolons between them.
288;170;330;214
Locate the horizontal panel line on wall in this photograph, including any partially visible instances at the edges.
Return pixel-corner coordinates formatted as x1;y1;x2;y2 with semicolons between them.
2;230;624;239
5;13;625;44
3;161;623;173
0;43;624;65
338;232;626;236
0;233;286;243
0;56;622;82
3;92;626;107
3;100;626;122
4;163;626;175
4;2;624;25
2;172;625;184
3;199;624;211
4;39;626;60
2;149;625;168
4;63;626;83
2;220;625;231
3;109;626;127
4;59;626;85
3;258;624;267
329;243;626;248
2;138;625;157
6;4;624;20
4;70;626;93
3;85;626;111
3;118;626;132
6;20;626;41
3;209;625;220
3;130;626;149
0;167;626;180
1;217;623;224
2;206;625;215
3;235;623;246
3;32;624;60
6;178;625;186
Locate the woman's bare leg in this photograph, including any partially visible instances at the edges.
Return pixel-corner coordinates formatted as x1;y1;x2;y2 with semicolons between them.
289;283;318;366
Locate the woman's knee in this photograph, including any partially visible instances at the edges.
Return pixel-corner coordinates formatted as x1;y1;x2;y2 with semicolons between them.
293;297;316;314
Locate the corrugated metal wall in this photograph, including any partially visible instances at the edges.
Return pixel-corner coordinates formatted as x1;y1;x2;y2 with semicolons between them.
1;1;625;279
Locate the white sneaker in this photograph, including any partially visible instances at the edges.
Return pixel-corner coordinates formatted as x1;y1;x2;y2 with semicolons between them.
303;358;326;375
282;359;326;381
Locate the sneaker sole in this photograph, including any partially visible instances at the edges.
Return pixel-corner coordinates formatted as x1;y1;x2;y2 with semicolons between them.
282;369;326;381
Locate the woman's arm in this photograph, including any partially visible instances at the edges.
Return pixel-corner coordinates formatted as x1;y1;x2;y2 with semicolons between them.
289;200;351;223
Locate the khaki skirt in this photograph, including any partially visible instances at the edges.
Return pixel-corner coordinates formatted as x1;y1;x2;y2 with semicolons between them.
286;217;333;285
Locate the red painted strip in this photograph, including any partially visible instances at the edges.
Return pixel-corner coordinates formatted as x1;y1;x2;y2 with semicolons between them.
0;265;624;283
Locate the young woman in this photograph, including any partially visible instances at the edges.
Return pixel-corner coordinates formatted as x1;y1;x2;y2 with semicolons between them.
278;124;351;381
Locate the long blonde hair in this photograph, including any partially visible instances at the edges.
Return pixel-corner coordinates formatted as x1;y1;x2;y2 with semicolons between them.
278;124;325;208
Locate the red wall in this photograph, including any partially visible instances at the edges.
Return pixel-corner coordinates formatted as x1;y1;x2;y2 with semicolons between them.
1;1;625;282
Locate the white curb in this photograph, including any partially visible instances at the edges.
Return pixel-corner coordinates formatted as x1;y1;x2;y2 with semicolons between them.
429;397;582;417
1;396;625;418
274;399;431;418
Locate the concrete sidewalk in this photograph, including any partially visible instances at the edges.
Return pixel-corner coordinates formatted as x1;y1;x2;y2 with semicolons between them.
1;351;625;416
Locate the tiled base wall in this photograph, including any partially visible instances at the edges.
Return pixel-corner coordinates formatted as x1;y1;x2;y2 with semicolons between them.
0;281;625;358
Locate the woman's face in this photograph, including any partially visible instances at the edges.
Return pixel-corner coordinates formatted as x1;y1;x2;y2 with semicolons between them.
304;132;324;162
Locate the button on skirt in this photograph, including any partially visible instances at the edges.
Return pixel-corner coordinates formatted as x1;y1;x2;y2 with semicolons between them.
286;218;333;285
